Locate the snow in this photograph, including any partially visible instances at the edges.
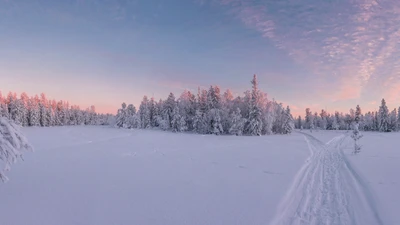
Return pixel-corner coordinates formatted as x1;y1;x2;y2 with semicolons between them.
0;127;399;225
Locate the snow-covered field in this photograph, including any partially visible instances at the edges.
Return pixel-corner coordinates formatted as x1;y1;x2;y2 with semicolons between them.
0;127;399;225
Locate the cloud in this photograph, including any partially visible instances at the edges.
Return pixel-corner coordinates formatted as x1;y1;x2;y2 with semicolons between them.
201;0;400;102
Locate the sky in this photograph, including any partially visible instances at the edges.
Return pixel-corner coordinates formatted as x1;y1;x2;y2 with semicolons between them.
1;0;399;116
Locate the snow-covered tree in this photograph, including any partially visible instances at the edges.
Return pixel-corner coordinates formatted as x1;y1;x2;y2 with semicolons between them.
388;108;397;132
398;106;400;131
355;105;362;124
0;117;33;182
305;108;313;130
351;123;363;154
282;106;294;134
378;98;389;132
27;97;40;126
193;109;207;134
171;103;187;132
247;75;263;136
115;103;127;128
229;108;246;136
139;96;151;129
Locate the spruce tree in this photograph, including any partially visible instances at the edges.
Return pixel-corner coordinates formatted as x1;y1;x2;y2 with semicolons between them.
247;74;263;136
378;98;389;132
229;108;246;136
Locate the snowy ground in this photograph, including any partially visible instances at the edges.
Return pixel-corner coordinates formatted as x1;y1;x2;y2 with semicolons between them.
0;127;399;225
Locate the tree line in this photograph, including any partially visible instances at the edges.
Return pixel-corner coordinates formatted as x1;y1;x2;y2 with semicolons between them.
0;92;113;127
297;99;400;132
115;75;295;135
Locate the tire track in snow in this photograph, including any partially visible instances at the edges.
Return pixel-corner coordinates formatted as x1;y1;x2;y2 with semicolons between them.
270;132;384;225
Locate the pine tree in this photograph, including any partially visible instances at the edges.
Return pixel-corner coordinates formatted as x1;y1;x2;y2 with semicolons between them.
378;98;389;132
115;103;127;128
193;109;207;134
305;108;312;130
27;98;40;126
229;108;246;136
398;106;400;131
296;116;302;129
20;92;29;126
351;123;363;154
162;93;176;129
247;74;263;136
355;105;362;124
389;108;397;131
139;96;151;129
282;106;294;134
332;114;339;130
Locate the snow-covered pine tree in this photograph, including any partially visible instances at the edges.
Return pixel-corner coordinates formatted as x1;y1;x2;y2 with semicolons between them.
319;109;328;130
205;86;224;135
351;123;363;154
314;112;321;131
0;117;33;182
282;106;294;134
247;75;263;136
161;93;176;130
20;92;29;126
139;96;151;129
115;103;127;128
332;113;339;130
296;116;302;129
171;103;187;132
149;97;157;128
305;108;312;130
355;105;362;124
27;97;40;126
378;98;389;132
229;108;246;136
389;108;397;132
398;106;400;131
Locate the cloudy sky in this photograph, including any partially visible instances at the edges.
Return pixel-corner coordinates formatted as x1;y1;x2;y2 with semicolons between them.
1;0;399;116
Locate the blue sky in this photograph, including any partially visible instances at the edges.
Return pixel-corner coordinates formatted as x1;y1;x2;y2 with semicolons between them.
1;0;399;115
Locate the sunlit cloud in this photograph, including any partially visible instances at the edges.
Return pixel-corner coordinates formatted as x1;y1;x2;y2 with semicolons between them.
201;0;400;102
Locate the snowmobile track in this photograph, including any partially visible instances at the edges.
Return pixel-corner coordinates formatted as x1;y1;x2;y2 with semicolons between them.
270;132;384;225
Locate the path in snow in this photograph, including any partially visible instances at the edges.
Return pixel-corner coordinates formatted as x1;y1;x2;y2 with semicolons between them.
270;132;384;225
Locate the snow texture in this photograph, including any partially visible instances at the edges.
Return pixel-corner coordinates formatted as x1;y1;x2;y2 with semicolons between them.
0;127;398;225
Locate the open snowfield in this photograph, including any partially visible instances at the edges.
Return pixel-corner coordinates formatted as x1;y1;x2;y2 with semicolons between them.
0;127;399;225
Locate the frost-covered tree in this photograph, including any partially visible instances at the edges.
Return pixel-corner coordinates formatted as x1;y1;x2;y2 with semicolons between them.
389;108;397;132
282;106;294;134
161;93;176;130
355;105;362;124
20;93;29;126
193;109;207;134
305;108;312;130
332;113;339;130
171;103;187;132
229;108;246;136
139;96;151;129
115;103;127;128
205;86;224;135
378;98;389;132
149;97;157;128
351;123;363;154
398;106;400;131
27;97;40;126
0;117;33;182
296;116;302;129
247;75;263;136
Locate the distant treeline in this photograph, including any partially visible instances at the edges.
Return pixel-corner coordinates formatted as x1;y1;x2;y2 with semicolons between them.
0;92;113;127
296;99;400;132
